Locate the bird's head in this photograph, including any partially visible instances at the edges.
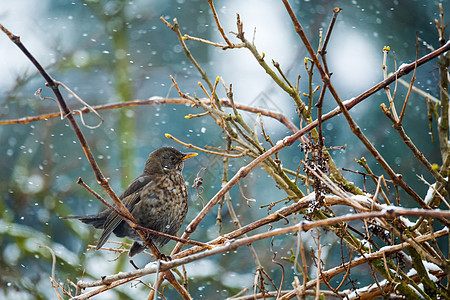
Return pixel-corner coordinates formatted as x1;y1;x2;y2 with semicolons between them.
144;147;197;175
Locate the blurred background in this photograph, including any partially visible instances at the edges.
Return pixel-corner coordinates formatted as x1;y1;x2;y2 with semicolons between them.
0;0;447;298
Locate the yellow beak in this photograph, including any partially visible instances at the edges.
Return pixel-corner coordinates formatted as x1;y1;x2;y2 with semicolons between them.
182;152;198;160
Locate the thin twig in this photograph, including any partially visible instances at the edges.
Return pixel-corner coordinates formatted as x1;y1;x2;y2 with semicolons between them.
398;36;419;124
381;104;446;185
319;7;342;75
165;133;246;158
396;76;441;104
206;0;232;47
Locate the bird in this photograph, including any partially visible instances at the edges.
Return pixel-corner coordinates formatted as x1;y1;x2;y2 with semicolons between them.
62;147;197;257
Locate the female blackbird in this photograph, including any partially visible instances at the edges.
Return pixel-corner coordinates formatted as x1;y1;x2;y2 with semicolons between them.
63;147;197;257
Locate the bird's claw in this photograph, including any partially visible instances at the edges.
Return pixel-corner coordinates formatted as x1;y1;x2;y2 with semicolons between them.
158;253;172;261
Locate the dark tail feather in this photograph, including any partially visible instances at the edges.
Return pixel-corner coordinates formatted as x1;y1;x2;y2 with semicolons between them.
60;214;105;229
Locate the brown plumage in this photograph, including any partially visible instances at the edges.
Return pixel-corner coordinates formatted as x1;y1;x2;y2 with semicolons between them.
63;147;197;257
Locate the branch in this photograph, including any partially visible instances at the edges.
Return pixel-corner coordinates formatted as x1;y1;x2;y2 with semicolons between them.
74;209;450;298
0;97;299;133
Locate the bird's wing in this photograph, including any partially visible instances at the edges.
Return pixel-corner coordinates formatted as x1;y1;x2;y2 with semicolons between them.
119;175;153;199
95;175;152;250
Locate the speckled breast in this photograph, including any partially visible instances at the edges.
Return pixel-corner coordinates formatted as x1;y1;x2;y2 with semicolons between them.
133;171;189;247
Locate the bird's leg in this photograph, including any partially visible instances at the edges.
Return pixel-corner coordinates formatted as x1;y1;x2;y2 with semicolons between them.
143;236;171;261
160;253;172;261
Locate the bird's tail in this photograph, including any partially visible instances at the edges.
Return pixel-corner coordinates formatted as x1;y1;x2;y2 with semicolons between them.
60;214;105;229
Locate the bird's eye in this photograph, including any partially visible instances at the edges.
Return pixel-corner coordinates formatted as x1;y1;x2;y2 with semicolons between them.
170;156;175;161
